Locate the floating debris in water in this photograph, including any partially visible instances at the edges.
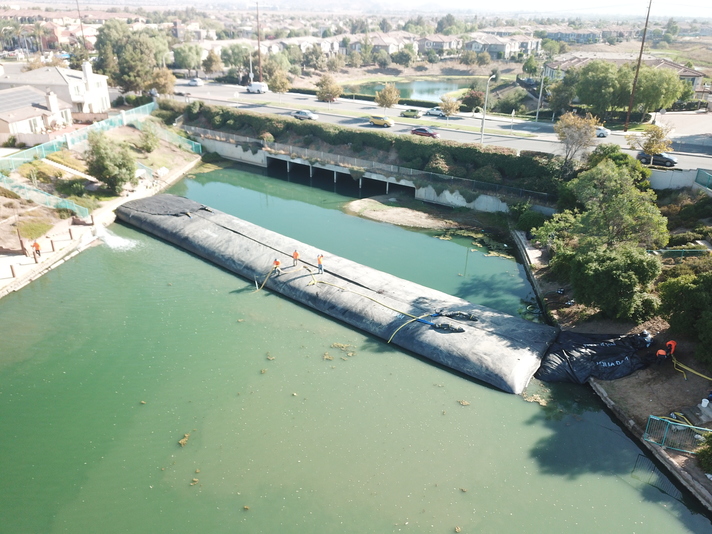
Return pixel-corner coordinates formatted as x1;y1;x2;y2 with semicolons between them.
195;469;200;473
460;488;467;492
261;369;267;374
237;319;245;323
292;393;298;396
178;433;190;447
243;506;250;511
455;527;462;533
190;478;199;486
457;400;470;406
323;352;333;361
140;400;146;405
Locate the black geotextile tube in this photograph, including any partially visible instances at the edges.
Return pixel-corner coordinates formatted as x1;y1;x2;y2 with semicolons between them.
115;194;559;394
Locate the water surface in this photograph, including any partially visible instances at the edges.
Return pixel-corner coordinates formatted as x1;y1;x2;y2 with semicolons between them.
0;165;709;533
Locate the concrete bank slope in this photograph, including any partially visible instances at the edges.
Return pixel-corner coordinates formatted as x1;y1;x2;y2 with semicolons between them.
116;194;559;394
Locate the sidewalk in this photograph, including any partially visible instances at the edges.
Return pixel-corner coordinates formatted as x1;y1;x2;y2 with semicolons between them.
0;156;201;299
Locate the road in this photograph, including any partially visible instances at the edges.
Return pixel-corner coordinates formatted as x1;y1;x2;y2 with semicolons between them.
177;80;712;172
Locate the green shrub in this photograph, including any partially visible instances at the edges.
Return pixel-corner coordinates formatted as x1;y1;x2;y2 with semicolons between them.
55;179;87;197
47;150;87;173
0;186;21;199
517;210;548;232
697;433;712;473
54;207;75;219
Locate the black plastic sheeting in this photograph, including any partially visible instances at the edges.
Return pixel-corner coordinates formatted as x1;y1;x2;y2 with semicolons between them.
535;331;652;384
115;194;560;394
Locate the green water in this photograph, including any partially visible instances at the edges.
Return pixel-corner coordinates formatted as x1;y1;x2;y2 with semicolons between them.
344;79;474;102
0;166;709;533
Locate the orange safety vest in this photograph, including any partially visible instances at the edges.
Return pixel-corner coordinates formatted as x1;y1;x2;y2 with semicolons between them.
666;340;677;355
317;255;323;265
273;259;281;267
32;241;40;251
292;251;299;260
656;349;667;357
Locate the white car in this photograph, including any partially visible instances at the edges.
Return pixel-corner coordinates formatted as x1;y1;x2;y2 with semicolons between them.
246;82;269;93
596;126;611;137
425;107;446;117
188;78;204;86
291;110;319;121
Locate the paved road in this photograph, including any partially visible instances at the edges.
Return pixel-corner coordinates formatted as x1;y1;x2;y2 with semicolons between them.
178;80;712;172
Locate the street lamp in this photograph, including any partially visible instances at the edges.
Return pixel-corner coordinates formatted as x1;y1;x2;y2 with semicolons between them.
480;74;496;145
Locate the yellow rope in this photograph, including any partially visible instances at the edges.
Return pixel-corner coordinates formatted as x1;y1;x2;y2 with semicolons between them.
671;355;712;382
254;267;276;292
388;313;433;343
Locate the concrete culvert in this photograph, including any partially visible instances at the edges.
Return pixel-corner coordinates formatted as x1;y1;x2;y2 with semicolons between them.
115;194;558;394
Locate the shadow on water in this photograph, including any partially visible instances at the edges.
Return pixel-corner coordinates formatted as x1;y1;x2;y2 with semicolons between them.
525;381;712;527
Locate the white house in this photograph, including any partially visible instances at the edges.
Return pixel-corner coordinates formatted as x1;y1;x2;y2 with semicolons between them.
0;62;110;117
0;85;73;145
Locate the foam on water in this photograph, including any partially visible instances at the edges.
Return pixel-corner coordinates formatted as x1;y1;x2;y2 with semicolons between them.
93;225;140;251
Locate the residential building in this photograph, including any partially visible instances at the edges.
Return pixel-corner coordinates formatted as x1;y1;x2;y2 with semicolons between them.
0;85;73;145
0;62;110;115
418;34;462;52
544;52;704;90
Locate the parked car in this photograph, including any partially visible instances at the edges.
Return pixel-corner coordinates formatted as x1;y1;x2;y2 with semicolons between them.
369;115;394;127
636;152;678;167
188;78;204;86
291;110;319;121
400;108;423;118
596;126;611;137
425;107;446;117
246;82;269;93
410;127;440;139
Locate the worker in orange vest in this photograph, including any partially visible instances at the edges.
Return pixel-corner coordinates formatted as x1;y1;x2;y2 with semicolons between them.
666;340;677;358
317;254;324;274
273;258;282;276
32;240;41;257
292;250;299;267
656;349;667;365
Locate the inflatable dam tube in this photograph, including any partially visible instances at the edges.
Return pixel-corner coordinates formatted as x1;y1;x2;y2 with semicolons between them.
115;195;559;394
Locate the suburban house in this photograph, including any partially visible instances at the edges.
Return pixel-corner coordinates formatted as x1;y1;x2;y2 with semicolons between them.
544;52;705;91
464;33;540;59
417;34;462;52
0;85;73;145
544;26;602;44
0;62;110;117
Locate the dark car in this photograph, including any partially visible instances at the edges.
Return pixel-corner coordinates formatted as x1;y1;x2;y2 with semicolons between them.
410;127;440;139
636;152;678;167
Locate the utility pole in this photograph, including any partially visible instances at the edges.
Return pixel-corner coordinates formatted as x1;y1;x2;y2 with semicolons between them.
75;0;88;52
256;2;263;83
535;68;545;122
624;0;653;132
480;74;496;145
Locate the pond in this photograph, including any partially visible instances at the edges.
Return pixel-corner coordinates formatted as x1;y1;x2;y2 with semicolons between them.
344;78;476;102
0;164;710;533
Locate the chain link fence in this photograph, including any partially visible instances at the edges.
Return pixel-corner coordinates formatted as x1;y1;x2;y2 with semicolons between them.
0;174;89;218
643;415;712;454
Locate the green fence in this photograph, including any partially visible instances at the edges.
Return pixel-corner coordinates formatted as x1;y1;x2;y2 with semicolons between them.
0;174;89;218
643;415;712;454
696;169;712;190
129;119;202;154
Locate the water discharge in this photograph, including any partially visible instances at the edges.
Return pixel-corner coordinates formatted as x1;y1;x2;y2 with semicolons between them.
0;165;710;533
93;224;141;251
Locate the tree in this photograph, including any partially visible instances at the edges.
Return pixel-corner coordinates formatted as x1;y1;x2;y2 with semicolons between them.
548;69;579;116
85;131;136;195
542;39;560;58
374;83;400;113
94;18;129;82
476;51;491;66
461;89;485;113
567;160;668;248
554;112;598;165
426;49;440;64
391;48;416;68
138;123;160;153
221;44;249;68
569;247;661;321
315;74;342;102
659;273;712;363
348;51;363;68
587;144;651;187
439;96;460;123
576;60;618;118
436;14;458;34
635;67;685;116
522;55;539;76
460;50;478;66
267;70;291;101
375;49;391;69
202;49;223;77
627;124;673;156
148;67;176;95
174;43;202;78
379;18;392;33
117;33;158;93
327;54;345;72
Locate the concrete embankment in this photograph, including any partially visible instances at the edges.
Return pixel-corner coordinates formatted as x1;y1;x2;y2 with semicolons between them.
116;194;559;394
